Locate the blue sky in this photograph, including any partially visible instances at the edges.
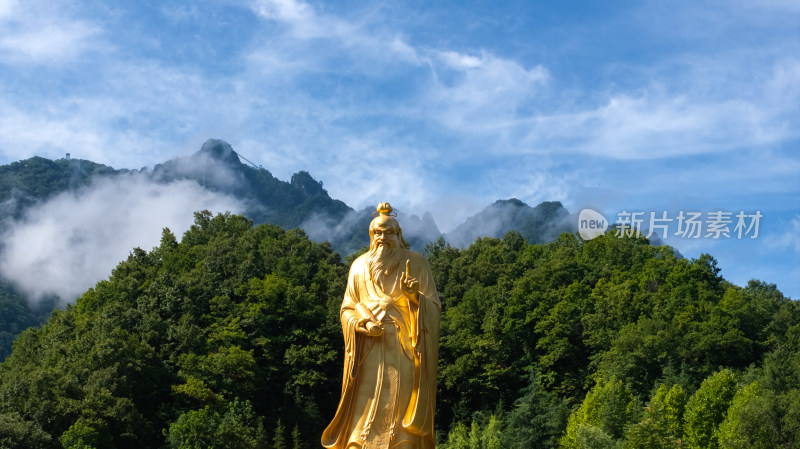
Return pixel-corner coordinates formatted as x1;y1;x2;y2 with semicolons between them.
0;0;798;298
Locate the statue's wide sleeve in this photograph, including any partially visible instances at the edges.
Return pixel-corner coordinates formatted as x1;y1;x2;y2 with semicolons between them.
321;260;365;448
402;253;441;437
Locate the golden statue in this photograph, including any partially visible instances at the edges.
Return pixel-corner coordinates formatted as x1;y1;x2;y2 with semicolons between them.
322;203;441;449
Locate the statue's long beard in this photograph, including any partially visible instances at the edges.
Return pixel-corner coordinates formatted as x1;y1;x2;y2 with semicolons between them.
367;241;402;284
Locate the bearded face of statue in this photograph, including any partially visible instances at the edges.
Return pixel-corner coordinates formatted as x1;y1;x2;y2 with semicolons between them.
367;218;403;284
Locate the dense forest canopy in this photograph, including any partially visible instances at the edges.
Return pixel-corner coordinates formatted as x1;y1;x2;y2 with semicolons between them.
0;212;797;448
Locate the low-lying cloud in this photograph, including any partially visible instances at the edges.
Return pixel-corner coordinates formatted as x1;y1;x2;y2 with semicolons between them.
0;173;243;304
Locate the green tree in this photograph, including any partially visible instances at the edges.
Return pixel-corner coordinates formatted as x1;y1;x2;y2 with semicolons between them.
683;369;738;449
575;424;618;449
504;371;569;449
166;398;266;449
469;420;481;449
561;376;638;449
482;415;502;449
442;422;469;449
60;418;103;449
0;412;52;448
291;424;302;449
624;384;687;449
273;419;286;449
717;381;781;449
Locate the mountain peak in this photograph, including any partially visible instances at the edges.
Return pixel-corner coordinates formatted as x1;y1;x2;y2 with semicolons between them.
199;139;241;166
492;198;527;208
290;171;325;197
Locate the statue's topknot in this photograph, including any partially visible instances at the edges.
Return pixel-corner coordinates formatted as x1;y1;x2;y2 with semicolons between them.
377;202;393;216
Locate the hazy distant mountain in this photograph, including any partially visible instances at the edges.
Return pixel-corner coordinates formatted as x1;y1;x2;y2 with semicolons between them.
445;198;575;248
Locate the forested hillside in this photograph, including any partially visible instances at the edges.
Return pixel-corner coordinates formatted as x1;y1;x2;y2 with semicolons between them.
428;232;799;448
0;212;347;447
0;213;797;448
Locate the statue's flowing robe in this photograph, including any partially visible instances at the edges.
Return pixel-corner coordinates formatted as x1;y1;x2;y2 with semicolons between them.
322;250;441;449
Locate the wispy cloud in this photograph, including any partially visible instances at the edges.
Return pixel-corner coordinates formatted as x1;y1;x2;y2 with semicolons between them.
0;57;237;167
251;0;325;38
524;90;783;160
427;50;549;135
0;174;243;303
765;214;800;253
0;0;102;64
241;0;799;170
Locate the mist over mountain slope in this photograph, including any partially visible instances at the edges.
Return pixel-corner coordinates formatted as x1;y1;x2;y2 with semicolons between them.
0;156;121;221
0;174;243;303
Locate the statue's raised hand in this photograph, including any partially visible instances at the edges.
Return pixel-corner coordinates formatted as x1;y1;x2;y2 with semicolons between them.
401;259;419;304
